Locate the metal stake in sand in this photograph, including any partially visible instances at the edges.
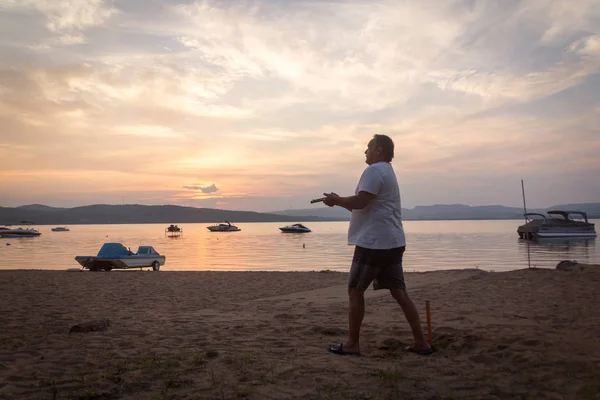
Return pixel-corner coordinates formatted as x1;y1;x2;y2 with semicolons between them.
426;300;433;345
521;179;532;269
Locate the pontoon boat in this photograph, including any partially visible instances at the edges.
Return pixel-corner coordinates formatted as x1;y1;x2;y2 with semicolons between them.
517;210;596;240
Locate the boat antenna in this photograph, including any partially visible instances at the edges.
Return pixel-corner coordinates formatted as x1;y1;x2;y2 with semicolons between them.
521;179;528;222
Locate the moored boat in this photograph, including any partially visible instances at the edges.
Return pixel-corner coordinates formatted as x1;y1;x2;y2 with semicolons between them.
0;225;42;238
279;223;312;233
165;224;183;237
207;221;241;232
517;210;596;240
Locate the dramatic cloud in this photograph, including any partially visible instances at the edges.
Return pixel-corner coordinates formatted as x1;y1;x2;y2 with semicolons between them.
0;0;599;211
183;184;219;194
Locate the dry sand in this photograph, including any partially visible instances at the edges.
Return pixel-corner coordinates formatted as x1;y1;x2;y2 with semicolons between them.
1;265;599;399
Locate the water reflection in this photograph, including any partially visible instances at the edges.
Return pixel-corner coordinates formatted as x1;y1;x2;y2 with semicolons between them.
530;237;596;248
517;237;596;268
0;220;597;272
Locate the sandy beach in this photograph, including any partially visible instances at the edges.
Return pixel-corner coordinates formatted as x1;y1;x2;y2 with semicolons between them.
1;265;599;400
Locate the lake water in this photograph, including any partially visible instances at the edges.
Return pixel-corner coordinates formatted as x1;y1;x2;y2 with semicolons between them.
0;220;598;272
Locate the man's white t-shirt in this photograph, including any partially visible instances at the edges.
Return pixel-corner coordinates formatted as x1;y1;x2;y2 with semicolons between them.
347;161;406;249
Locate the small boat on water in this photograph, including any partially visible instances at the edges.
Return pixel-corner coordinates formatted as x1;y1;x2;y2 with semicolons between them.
279;223;312;233
517;210;597;240
165;224;183;237
51;226;70;232
74;242;166;271
166;224;182;232
207;221;241;232
0;225;42;238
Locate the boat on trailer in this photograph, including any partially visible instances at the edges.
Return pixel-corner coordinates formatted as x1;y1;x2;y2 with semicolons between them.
75;242;166;271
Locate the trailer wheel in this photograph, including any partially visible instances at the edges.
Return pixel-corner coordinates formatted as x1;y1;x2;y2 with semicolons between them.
152;261;160;271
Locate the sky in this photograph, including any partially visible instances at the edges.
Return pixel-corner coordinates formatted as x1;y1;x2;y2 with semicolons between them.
0;0;599;212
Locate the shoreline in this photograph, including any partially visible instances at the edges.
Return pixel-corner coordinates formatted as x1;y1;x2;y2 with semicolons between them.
1;266;599;399
7;217;600;226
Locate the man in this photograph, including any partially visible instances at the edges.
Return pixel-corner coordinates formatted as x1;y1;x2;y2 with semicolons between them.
323;134;433;356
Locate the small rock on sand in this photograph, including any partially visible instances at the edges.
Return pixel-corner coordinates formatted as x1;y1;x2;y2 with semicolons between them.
69;318;111;333
556;260;586;271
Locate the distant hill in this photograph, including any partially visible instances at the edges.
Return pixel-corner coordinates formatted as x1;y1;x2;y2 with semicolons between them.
17;204;66;212
547;203;600;216
0;204;344;225
1;202;598;225
271;203;600;220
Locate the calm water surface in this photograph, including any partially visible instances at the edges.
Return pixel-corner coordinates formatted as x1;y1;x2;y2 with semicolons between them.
0;220;598;272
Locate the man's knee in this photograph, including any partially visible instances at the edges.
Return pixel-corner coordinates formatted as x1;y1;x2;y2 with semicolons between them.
390;288;409;302
348;287;366;298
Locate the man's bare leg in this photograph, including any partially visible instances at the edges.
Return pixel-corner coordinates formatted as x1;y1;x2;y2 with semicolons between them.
390;288;431;351
341;288;365;352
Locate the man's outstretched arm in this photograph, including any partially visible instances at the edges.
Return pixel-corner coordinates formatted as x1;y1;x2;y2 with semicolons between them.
323;191;375;211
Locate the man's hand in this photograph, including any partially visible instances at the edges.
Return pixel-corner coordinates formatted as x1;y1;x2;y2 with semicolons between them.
322;191;375;211
323;192;341;207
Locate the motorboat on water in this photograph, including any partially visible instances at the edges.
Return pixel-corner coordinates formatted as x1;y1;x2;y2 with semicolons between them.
207;221;241;232
75;242;166;271
279;223;312;233
0;225;42;238
51;226;70;232
517;210;596;240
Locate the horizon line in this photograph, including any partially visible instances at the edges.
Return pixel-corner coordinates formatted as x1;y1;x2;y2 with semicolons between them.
6;201;600;213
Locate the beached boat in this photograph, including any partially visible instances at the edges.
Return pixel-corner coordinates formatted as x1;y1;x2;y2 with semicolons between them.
0;225;42;238
51;226;70;232
74;242;166;271
207;221;241;232
517;210;596;240
279;223;312;233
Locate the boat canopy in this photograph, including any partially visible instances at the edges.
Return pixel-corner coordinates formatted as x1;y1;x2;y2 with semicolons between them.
97;243;130;258
524;213;546;219
547;210;589;222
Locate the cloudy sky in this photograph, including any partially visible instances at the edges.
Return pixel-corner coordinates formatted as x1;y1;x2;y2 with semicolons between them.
0;0;599;212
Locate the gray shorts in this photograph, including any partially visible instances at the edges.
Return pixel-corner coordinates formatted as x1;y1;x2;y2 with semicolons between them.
348;246;406;290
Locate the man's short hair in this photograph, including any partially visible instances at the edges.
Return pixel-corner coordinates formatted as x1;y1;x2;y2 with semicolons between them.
373;134;394;162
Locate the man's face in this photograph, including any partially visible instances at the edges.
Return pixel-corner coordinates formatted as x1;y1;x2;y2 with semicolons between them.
364;139;379;165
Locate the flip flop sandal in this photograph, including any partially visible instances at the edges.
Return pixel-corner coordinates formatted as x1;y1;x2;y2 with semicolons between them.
404;344;434;356
328;343;361;356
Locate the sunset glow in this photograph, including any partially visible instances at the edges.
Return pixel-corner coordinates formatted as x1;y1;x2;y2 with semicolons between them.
1;0;599;211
